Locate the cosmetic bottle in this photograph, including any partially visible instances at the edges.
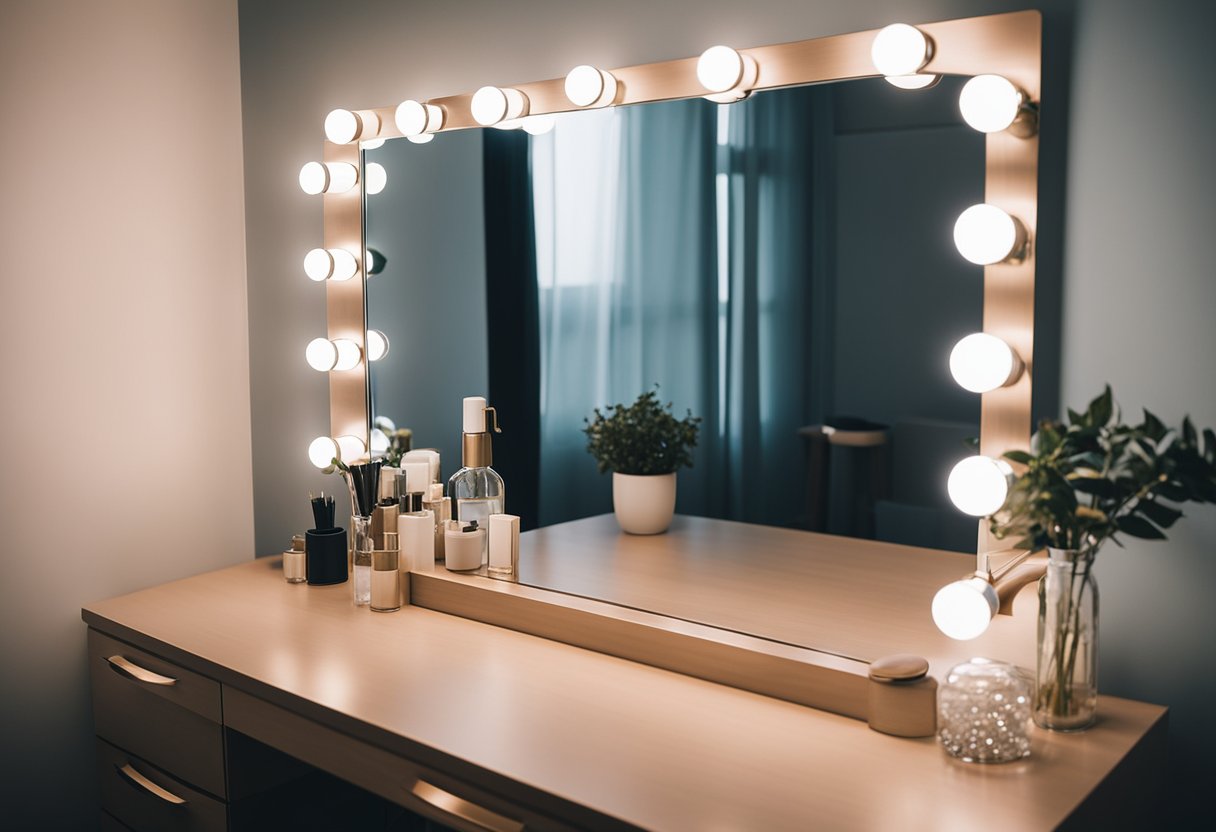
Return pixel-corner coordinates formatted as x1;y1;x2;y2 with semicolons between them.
422;483;450;561
370;549;401;612
447;396;504;566
402;448;442;484
488;514;520;579
283;535;307;584
400;510;435;573
445;520;487;572
397;461;429;513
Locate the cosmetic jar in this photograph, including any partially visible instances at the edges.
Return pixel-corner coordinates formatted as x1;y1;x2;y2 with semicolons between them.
938;658;1032;763
283;535;306;584
866;654;937;738
445;520;486;572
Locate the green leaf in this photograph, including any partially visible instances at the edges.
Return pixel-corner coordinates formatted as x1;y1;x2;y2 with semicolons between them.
1003;449;1034;465
1067;408;1086;427
1204;428;1216;463
1086;386;1113;427
1115;515;1166;540
1142;409;1167;442
1137;499;1183;529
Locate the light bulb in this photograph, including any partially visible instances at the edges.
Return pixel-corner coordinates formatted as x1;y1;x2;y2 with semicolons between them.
885;73;939;90
522;114;557;135
324;109;360;144
365;162;387;195
303;248;357;282
366;329;389;361
949;333;1022;393
370;428;390;454
308;436;339;469
298;161;358;195
471;86;529;126
953;204;1027;265
364;248;384;275
305;337;339;371
395;99;445;136
697;45;758;100
959;74;1026;133
932;577;999;640
407;133;435;144
948;456;1012;517
361;138;385;150
565;65;618;108
332;339;361;371
870;23;932;77
336;434;366;462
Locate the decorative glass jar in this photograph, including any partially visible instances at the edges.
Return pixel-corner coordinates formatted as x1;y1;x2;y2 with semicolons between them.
1035;547;1098;730
938;658;1033;763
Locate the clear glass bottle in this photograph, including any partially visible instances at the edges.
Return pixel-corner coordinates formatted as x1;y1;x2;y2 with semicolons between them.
352;514;373;606
1035;547;1099;731
447;397;505;569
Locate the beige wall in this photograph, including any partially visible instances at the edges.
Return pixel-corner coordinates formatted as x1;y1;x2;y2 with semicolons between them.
0;0;251;825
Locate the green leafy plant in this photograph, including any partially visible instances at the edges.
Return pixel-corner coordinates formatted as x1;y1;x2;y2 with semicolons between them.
990;385;1216;552
583;388;701;476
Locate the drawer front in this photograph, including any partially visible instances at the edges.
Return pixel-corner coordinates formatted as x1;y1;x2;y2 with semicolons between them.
223;686;614;832
88;629;226;797
97;738;228;832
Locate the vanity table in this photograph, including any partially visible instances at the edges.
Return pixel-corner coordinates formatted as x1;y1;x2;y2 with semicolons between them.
84;550;1165;832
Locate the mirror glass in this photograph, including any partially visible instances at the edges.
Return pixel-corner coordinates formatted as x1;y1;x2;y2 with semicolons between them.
364;77;986;642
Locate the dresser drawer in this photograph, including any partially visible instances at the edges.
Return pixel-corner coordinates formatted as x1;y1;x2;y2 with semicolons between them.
88;629;226;797
97;738;228;832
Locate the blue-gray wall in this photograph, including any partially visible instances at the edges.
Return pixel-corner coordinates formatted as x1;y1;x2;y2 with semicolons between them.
238;0;1215;821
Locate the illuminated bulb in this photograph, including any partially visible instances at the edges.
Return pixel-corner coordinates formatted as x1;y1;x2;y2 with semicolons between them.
564;65;618;108
336;434;366;462
324;109;359;144
303;248;357;282
870;23;933;77
522;114;557;135
953;204;1027;265
305;338;338;371
366;329;390;361
697;45;758;102
364;248;384;275
370;428;390;454
298;161;358;195
949;333;1022;393
361;138;385;150
308;436;339;469
959;74;1030;134
407;133;434;144
932;577;999;640
948;456;1012;517
364;161;387;195
471;86;529;126
332;339;361;371
394;99;445;136
885;73;939;90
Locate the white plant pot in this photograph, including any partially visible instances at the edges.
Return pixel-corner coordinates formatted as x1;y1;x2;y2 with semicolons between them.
612;472;677;535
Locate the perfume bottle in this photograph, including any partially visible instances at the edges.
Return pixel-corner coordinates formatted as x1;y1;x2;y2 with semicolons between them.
422;483;450;561
447;396;504;568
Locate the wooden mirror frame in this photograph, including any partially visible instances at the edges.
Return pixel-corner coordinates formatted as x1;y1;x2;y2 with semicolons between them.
315;8;1041;560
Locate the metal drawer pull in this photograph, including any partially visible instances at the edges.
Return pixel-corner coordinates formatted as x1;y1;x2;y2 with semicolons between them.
410;779;525;832
116;762;188;805
106;655;177;686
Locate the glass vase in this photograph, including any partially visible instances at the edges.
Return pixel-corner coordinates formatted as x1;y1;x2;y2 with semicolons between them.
1035;547;1098;730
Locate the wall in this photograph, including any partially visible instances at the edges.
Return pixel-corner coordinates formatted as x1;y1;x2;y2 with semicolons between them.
238;0;1214;822
0;1;251;827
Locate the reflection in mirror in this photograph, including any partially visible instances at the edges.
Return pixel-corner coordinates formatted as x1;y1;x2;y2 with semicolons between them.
365;77;985;558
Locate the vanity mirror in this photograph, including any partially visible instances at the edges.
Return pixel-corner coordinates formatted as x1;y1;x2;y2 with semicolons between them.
300;10;1044;696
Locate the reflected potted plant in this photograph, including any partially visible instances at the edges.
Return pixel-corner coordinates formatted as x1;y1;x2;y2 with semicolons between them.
584;388;701;535
990;386;1216;730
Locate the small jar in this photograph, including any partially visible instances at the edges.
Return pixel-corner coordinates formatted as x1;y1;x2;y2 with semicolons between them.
938;658;1033;763
283;535;306;584
867;654;937;738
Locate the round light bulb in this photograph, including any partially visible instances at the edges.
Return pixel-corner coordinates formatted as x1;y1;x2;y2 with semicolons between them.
364;248;383;275
336;434;366;462
324;109;360;144
329;248;357;281
885;73;939;90
959;74;1025;133
298;161;328;195
948;456;1012;517
366;329;389;361
697;45;750;93
953;204;1026;266
407;133;435;144
370;428;390;454
361;138;385;150
308;436;339;469
331;338;361;371
325;162;358;194
303;248;334;282
471;86;527;125
932;577;999;640
565;65;617;108
522;114;557;135
871;23;932;77
365;162;387;195
395;100;429;136
305;337;338;371
950;333;1021;393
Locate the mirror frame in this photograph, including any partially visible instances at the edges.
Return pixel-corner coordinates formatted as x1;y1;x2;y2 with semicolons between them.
313;9;1041;558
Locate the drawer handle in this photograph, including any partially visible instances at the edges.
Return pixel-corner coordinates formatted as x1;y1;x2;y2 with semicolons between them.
116;762;188;806
106;655;177;686
409;779;525;832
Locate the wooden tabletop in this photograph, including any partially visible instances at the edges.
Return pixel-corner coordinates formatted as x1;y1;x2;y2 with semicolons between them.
83;558;1165;831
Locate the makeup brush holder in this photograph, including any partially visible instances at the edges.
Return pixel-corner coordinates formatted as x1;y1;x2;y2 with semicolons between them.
305;527;348;586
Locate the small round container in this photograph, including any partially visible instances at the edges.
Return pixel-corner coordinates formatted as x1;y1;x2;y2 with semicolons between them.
938;658;1033;763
